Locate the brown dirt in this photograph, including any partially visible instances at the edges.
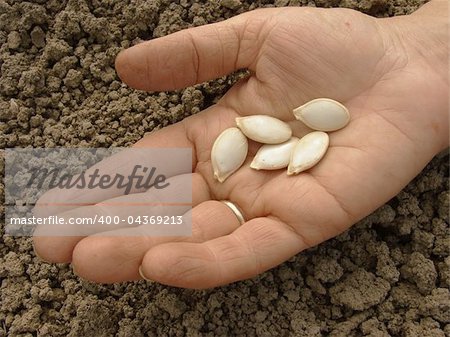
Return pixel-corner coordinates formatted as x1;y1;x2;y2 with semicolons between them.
1;0;449;336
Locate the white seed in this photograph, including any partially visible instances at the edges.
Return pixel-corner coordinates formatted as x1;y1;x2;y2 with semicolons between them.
293;98;350;132
211;127;248;182
250;137;299;170
236;115;292;144
287;131;329;175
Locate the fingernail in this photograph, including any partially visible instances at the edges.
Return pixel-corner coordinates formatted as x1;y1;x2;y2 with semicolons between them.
138;265;153;283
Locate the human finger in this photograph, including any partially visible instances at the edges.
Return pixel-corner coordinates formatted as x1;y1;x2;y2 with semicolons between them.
33;172;207;262
114;10;270;91
33;123;194;218
139;216;305;288
70;199;245;283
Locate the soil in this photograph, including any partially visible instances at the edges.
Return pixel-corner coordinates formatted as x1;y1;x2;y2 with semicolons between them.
1;0;449;336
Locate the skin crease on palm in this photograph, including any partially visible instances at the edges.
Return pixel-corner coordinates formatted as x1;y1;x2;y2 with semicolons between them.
32;0;449;289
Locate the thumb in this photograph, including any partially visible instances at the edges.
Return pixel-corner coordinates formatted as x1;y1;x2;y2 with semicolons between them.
115;10;267;91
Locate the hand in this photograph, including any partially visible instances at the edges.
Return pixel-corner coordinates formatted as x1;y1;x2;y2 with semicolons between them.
33;1;449;288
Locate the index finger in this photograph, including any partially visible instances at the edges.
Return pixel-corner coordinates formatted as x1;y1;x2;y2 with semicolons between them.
34;122;194;217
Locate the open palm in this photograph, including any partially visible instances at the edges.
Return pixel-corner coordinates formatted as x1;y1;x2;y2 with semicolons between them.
33;4;448;288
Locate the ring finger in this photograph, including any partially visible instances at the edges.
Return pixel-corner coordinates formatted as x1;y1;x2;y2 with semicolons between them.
70;199;246;283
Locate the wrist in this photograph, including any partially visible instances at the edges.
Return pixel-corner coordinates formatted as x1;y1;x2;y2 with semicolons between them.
407;1;449;75
377;1;449;150
407;1;449;150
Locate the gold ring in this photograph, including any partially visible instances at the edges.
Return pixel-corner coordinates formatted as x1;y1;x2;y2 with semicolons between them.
221;200;246;226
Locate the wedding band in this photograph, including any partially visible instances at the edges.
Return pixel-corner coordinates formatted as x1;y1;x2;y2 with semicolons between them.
221;200;246;226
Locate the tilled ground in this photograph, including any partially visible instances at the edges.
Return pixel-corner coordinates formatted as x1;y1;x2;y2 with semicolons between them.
1;0;449;336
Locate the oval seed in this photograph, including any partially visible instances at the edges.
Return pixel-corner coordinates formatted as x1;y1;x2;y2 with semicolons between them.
293;98;350;132
211;127;248;183
236;115;292;144
250;137;299;170
287;131;329;175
